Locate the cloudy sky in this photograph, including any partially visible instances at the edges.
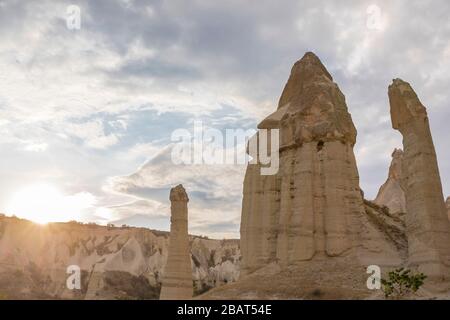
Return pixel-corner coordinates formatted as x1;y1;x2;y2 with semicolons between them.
0;0;449;238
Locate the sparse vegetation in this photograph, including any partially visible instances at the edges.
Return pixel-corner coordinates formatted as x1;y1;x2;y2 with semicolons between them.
193;281;213;296
103;271;159;299
381;268;427;299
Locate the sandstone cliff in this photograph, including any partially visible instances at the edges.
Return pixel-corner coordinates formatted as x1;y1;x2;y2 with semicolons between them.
0;215;239;299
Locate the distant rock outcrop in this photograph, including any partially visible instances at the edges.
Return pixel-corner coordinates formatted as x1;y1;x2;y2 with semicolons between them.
389;78;450;284
160;185;193;299
0;215;239;299
374;148;406;217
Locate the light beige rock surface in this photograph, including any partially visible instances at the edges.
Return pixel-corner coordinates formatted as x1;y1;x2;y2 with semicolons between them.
374;148;406;217
160;185;193;299
240;53;404;280
389;78;450;284
0;214;239;299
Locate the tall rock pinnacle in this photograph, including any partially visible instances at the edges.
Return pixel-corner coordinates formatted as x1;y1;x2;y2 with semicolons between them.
160;184;193;299
389;79;450;282
241;52;366;275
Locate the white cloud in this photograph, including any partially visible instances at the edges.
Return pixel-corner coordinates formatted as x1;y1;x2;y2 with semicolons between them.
106;144;245;238
64;120;119;149
0;0;449;236
23;142;48;152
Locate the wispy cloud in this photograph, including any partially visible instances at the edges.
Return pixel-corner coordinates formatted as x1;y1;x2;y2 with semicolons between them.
0;0;449;237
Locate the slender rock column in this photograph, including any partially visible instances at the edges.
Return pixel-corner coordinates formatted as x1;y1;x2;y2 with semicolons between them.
160;184;193;299
389;78;450;281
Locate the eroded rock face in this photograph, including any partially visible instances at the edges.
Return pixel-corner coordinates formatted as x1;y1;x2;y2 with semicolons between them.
447;197;450;220
389;78;450;281
374;148;406;216
0;215;239;299
241;52;369;275
160;185;193;299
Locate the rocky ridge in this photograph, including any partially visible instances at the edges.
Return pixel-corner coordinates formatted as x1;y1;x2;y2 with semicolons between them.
0;215;239;299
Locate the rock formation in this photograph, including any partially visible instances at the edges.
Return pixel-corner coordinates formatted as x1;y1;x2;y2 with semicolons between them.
160;184;193;299
2;54;450;300
447;197;450;220
240;52;398;276
197;56;450;300
374;148;406;216
0;214;239;299
240;156;280;275
202;53;450;300
389;78;450;282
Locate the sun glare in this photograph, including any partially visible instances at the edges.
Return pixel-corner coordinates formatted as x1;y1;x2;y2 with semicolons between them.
6;183;94;224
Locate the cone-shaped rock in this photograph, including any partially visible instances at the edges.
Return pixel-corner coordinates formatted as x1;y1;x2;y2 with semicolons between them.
374;148;406;216
160;184;193;299
389;78;450;282
241;52;366;275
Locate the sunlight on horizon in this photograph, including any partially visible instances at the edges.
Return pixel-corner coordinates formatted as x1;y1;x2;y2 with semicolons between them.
5;183;95;224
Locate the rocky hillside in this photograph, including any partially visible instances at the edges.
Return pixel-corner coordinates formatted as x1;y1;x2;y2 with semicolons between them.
0;215;240;299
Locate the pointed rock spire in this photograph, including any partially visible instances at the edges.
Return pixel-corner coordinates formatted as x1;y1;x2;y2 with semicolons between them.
374;148;406;215
278;52;332;109
259;52;357;146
